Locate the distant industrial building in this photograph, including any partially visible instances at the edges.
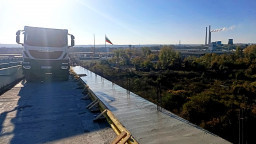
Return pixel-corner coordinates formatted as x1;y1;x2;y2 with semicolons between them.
205;25;234;46
228;39;233;45
204;25;236;52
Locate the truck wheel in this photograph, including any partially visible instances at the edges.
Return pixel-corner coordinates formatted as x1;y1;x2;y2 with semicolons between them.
24;72;41;82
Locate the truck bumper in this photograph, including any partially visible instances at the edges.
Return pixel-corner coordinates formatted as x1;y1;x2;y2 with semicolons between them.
22;59;69;76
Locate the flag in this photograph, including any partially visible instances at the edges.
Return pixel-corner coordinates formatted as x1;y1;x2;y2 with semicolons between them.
105;36;113;45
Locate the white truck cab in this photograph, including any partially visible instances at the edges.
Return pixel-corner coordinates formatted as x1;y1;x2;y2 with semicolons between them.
16;26;75;81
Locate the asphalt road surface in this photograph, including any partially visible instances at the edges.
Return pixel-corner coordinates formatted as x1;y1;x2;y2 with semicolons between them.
0;78;115;144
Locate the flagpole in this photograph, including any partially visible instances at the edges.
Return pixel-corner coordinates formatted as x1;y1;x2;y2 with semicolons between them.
94;34;95;58
105;34;107;57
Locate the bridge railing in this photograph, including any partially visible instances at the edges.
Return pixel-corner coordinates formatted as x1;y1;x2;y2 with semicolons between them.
0;61;22;69
0;63;10;69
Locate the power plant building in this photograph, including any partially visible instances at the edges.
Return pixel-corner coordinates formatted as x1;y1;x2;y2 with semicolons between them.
204;25;236;52
228;39;233;45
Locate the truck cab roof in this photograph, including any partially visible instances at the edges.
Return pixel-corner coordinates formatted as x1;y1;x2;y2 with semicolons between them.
24;26;68;33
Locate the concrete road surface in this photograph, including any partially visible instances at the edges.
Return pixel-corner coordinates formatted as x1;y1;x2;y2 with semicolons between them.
0;79;115;144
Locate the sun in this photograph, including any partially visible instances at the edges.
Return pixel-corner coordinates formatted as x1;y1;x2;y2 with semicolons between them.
0;0;68;44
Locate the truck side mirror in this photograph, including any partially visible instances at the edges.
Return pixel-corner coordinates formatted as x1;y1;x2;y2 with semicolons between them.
71;35;75;47
16;30;20;44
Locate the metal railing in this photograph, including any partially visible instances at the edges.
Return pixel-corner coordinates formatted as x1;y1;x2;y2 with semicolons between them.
0;61;22;69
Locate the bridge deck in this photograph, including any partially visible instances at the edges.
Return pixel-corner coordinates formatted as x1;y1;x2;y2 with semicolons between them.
73;66;231;144
0;79;115;144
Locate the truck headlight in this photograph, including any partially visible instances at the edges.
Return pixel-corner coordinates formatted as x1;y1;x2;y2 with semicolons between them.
22;61;31;69
23;65;31;69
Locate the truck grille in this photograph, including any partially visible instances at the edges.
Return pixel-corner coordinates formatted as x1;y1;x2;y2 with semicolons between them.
29;50;63;59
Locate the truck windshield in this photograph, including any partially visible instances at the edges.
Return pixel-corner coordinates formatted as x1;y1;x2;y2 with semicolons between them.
25;28;67;47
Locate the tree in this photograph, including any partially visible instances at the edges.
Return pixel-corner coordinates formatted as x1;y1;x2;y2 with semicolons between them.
114;50;121;64
159;45;179;69
235;46;243;58
141;47;151;57
131;56;143;70
182;92;226;125
244;44;256;60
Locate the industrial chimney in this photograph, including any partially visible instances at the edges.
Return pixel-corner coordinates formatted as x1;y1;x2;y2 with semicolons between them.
208;25;211;45
205;27;208;45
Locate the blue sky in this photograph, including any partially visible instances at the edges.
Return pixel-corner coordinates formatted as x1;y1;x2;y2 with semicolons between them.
0;0;255;45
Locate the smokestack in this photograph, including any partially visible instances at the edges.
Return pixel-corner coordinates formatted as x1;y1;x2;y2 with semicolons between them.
205;27;208;45
208;25;211;45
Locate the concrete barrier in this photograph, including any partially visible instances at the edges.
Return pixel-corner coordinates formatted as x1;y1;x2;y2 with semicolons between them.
0;65;21;76
0;65;24;90
0;63;9;69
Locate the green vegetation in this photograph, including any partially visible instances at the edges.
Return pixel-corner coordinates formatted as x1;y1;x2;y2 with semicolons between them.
78;45;256;143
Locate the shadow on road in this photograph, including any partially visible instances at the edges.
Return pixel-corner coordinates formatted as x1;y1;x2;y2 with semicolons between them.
1;79;113;144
